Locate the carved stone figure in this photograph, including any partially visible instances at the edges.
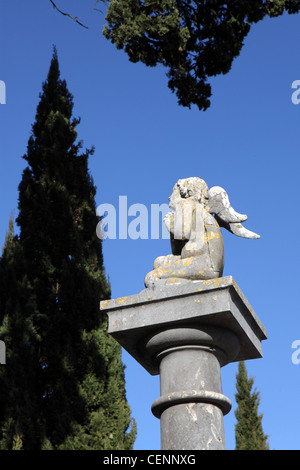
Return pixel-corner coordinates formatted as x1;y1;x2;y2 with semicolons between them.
144;177;259;288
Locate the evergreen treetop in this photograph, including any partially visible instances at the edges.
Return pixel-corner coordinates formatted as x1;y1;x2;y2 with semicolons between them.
234;361;269;450
1;213;15;257
103;0;300;110
0;48;136;450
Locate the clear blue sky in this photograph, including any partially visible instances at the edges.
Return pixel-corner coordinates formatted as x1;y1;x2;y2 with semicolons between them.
1;1;300;451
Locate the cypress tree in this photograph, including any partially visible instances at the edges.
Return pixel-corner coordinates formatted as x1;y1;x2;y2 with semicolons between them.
0;48;136;450
234;361;269;450
1;213;14;256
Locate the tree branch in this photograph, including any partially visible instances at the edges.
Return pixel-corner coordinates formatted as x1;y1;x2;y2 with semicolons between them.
93;0;104;13
49;0;88;29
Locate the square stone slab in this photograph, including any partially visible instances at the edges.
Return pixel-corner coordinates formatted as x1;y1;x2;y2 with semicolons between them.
100;276;267;375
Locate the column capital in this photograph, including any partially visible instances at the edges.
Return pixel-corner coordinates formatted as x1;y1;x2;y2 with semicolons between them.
101;276;267;375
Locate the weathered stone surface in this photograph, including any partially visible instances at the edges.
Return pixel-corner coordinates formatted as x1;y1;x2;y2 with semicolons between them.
101;276;267;375
101;277;267;450
100;177;265;450
160;402;226;450
144;177;260;288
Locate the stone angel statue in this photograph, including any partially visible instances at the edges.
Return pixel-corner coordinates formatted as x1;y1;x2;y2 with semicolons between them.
144;177;259;288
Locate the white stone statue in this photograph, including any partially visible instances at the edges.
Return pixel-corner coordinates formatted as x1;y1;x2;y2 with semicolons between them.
144;177;260;288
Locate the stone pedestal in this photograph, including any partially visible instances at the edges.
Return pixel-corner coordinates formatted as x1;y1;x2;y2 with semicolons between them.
100;276;267;450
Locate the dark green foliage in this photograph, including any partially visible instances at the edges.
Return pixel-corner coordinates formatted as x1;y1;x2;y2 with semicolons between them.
0;48;136;450
234;361;269;450
1;213;14;257
103;0;300;110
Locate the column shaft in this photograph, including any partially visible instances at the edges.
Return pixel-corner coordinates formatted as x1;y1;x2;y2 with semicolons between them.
158;347;227;450
147;327;239;450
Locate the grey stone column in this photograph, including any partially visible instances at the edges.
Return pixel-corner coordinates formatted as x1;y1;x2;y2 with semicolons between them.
145;326;239;449
100;276;267;451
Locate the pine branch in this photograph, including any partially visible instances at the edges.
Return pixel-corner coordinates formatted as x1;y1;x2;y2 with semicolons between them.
49;0;88;29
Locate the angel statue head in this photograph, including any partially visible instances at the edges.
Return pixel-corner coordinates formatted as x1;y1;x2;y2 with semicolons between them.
144;177;260;288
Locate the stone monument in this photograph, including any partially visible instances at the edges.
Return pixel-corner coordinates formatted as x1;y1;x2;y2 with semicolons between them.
100;177;267;450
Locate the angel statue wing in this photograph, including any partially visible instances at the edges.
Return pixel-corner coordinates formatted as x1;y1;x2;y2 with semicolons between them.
207;186;260;239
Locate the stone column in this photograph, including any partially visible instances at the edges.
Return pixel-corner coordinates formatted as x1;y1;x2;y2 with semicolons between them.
145;326;239;449
100;276;267;451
